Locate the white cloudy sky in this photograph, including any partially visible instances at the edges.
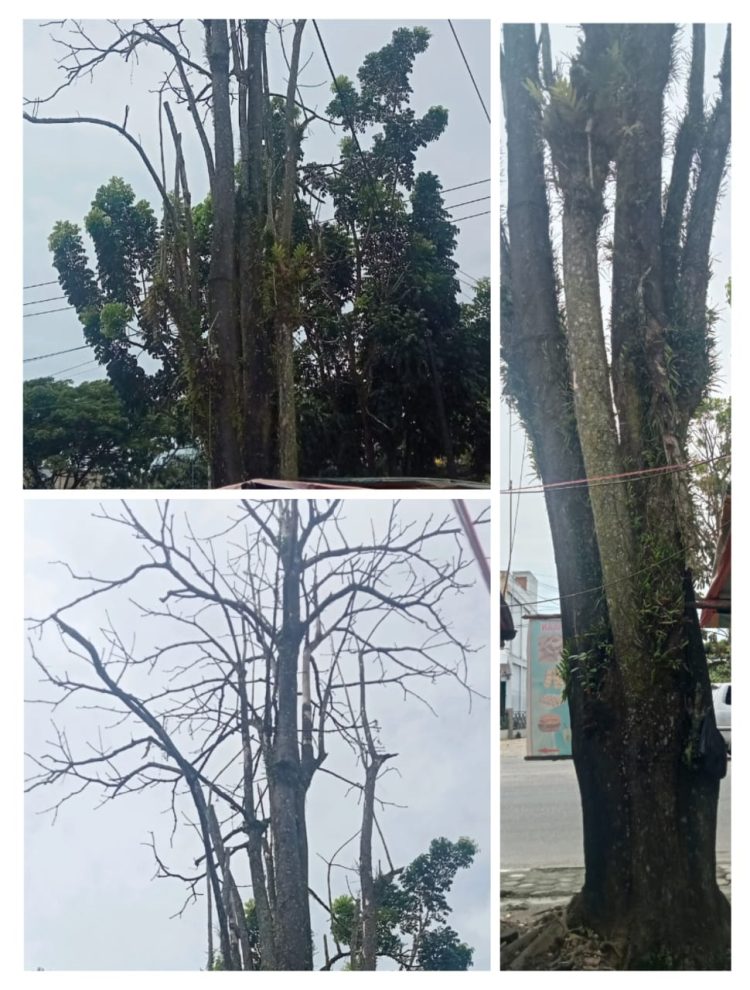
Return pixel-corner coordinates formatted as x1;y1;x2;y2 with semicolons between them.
24;497;490;971
23;18;490;380
500;24;732;599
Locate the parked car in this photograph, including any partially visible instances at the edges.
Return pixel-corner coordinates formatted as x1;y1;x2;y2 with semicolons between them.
712;682;731;753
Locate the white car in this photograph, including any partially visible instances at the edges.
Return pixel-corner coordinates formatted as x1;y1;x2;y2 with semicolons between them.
712;682;731;753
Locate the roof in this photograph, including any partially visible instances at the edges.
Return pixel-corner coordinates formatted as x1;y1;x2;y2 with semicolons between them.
221;477;489;490
699;491;731;629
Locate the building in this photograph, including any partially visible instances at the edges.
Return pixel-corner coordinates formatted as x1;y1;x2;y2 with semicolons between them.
500;570;539;715
699;489;731;630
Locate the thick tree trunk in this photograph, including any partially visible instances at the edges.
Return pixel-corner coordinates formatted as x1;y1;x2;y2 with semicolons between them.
565;29;730;967
205;20;243;487
267;503;313;969
568;578;729;969
239;19;275;479
503;23;730;969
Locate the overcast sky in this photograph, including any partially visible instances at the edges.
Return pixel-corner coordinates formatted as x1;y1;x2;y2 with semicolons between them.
500;24;731;603
23;19;490;381
24;497;490;971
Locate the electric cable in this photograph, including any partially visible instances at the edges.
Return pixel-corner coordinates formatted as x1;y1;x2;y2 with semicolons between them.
23;306;75;319
24;343;90;363
451;210;490;222
447;20;490;124
442;178;489;194
445;195;490;210
499;453;730;495
23;295;66;307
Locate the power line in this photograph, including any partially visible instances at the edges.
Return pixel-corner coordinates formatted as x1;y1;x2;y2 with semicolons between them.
458;268;482;285
312;20;385;219
24;343;90;363
23;306;75;319
23;280;58;290
452;210;490;222
499;454;730;496
447;20;490;125
445;195;490;210
23;295;66;307
47;358;101;378
442;178;489;194
507;535;712;613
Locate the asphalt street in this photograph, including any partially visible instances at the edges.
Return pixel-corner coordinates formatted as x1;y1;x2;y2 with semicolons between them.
501;739;731;869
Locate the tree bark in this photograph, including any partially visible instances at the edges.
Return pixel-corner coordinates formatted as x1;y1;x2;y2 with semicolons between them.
235;643;277;968
275;20;305;479
267;503;313;969
205;20;243;486
503;23;730;968
239;19;275;479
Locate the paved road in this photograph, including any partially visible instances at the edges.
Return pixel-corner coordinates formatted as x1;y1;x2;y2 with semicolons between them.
501;739;731;869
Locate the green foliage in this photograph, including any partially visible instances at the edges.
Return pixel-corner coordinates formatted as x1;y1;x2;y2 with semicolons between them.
329;836;476;970
209;899;262;971
99;301;132;341
559;620;615;700
704;632;730;683
688;397;731;589
417;926;474;970
331;894;359;946
23;376;186;489
49;177;176;415
300;75;487;478
48;220;100;312
84;176;157;305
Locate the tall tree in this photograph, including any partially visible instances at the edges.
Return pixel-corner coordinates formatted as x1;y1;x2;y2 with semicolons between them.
25;20;312;485
502;24;730;968
26;500;486;970
26;21;488;486
302;29;465;477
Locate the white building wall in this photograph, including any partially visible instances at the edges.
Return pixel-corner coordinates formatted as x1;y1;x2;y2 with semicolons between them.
501;570;539;714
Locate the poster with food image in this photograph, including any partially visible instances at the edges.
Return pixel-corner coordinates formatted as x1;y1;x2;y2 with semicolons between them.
526;615;572;757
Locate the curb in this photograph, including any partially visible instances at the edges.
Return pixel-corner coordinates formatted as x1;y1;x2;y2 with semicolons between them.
501;863;731;902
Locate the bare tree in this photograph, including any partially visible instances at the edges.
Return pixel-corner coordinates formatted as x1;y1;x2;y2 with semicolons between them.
26;499;486;970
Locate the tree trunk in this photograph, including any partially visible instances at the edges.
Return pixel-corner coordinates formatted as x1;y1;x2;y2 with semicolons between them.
425;332;456;476
239;19;275;479
503;23;731;969
205;20;243;487
236;650;277;968
275;20;305;479
267;503;313;969
568;578;729;969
